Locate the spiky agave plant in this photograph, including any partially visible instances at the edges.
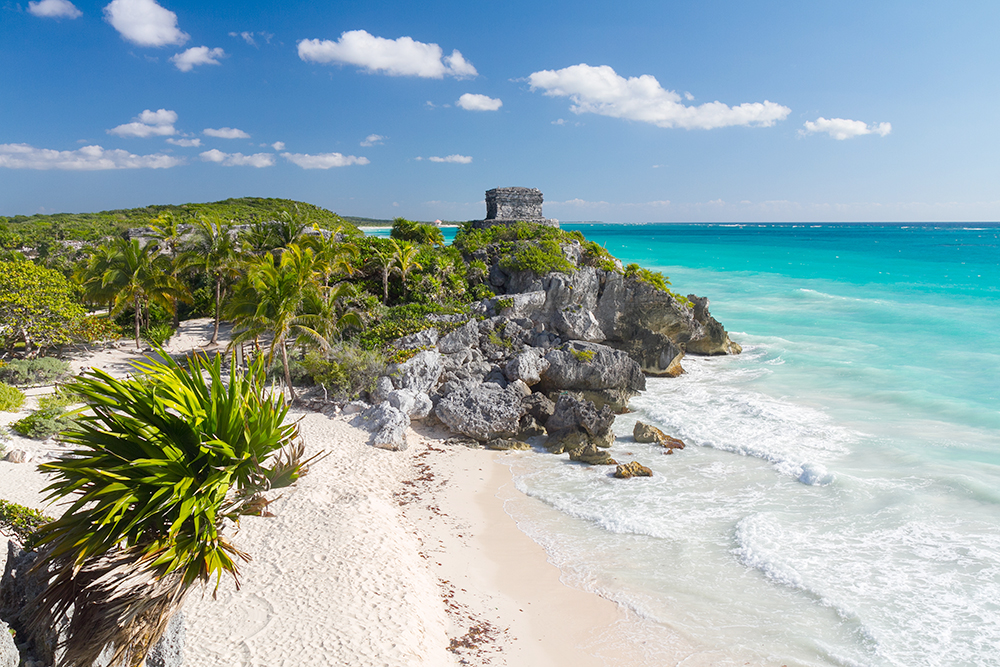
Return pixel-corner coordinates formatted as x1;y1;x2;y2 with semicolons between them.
28;351;320;667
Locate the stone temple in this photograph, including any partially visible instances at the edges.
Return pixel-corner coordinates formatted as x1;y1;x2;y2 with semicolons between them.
472;187;559;229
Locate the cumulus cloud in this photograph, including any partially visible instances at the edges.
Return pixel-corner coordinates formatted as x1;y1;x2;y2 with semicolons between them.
199;149;274;167
271;141;285;150
456;93;502;111
527;64;790;130
297;30;477;79
203;127;250;139
28;0;82;19
800;117;892;140
0;143;181;169
281;152;369;169
427;154;472;164
166;137;200;147
108;108;177;138
103;0;189;47
360;134;385;147
170;46;225;72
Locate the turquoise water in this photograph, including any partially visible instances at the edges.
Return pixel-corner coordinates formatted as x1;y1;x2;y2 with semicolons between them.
501;223;1000;666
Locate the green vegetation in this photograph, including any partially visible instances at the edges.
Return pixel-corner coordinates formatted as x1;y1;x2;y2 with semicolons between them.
0;357;71;386
0;260;87;353
354;302;467;351
30;351;318;667
301;346;385;400
390;217;445;246
569;347;596;363
0;499;52;548
0;382;25;412
11;406;75;439
500;238;576;275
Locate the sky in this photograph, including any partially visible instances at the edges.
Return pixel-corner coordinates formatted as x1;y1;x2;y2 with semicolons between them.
2;0;999;223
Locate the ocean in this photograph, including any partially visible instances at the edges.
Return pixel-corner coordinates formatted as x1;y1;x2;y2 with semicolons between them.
499;223;1000;666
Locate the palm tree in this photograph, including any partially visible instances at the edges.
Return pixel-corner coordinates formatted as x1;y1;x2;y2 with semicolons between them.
390;239;423;300
96;238;189;349
305;226;359;285
150;212;187;328
227;247;326;402
367;247;393;305
28;352;318;667
300;281;363;344
180;214;243;345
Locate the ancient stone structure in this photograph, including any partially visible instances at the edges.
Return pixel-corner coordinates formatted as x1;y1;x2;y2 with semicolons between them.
473;187;559;229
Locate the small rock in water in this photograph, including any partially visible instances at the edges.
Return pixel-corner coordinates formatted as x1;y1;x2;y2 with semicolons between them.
486;438;531;451
614;461;652;478
633;421;685;449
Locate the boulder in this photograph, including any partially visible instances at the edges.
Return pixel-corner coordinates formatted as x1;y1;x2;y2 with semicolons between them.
540;341;645;395
503;349;550;386
517;414;546;439
438;320;479;354
568;442;617;465
615;461;653;478
341;400;370;415
633;422;686;449
386;389;415;416
392;327;439;350
544;428;589;455
0;619;18;667
546;394;615;441
354;402;410;451
486;438;531;451
685;295;742;355
372;375;395;403
434;381;527;442
388;350;443;395
521;392;556;424
614;331;685;377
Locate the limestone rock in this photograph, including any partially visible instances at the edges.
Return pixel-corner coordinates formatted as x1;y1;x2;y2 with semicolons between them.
341;400;370;415
392;328;439;350
615;331;685;377
633;421;686;449
685;295;742;355
615;461;653;478
517;414;546;439
354;402;410;451
486;438;531;451
387;388;434;420
438;320;479;354
546;394;615;441
568;442;617;465
544;428;589;455
504;349;550;386
388;350;443;395
372;375;394;403
0;619;19;667
521;392;556;424
145;611;185;667
434;381;525;442
541;341;645;394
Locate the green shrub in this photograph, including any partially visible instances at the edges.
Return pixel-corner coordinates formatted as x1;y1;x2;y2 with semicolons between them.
391;218;445;246
37;385;82;411
11;407;75;440
569;348;596;363
0;499;52;548
302;345;386;401
468;284;495;301
500;239;575;275
142;323;174;347
495;297;514;310
0;382;24;411
624;263;671;292
0;357;71;387
352;302;468;350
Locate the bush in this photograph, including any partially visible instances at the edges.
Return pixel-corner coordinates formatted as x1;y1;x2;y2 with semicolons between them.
143;323;174;347
0;357;71;386
499;239;576;275
0;499;52;548
302;345;387;401
37;385;81;411
352;302;468;350
391;218;445;246
11;407;75;440
70;315;124;344
0;382;24;412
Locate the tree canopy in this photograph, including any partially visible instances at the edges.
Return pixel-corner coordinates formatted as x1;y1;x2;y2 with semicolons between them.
0;260;85;353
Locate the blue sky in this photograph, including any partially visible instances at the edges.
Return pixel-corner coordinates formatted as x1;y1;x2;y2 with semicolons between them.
2;0;999;222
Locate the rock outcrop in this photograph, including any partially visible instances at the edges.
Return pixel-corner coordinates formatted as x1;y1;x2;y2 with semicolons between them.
615;461;653;478
633;421;686;449
354;402;410;451
0;618;19;667
435;380;529;442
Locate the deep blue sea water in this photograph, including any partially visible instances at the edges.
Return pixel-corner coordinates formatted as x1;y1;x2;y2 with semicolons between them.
504;223;1000;666
365;222;1000;665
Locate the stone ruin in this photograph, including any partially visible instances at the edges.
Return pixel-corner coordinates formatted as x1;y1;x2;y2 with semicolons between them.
472;187;559;229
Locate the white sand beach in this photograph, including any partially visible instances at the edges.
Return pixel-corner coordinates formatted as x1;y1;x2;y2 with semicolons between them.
0;319;627;666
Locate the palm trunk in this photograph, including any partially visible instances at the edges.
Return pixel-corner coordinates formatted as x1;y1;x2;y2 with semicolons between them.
134;295;141;349
381;268;389;304
280;341;296;403
211;277;221;344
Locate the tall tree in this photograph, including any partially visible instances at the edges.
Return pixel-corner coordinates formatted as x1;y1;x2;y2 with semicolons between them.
228;246;326;402
150;212;187;328
97;238;189;349
0;260;86;354
390;239;423;300
180;215;242;345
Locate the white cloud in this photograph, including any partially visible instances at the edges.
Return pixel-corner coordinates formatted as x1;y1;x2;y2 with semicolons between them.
427;154;472;164
297;30;477;79
360;134;385;147
199;149;274;167
170;46;225;72
103;0;189;47
203;127;250;139
800;117;892;140
166;137;200;147
271;141;285;150
28;0;82;19
457;93;502;111
107;108;177;138
281;152;369;169
527;63;790;130
0;143;181;169
231;31;255;46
